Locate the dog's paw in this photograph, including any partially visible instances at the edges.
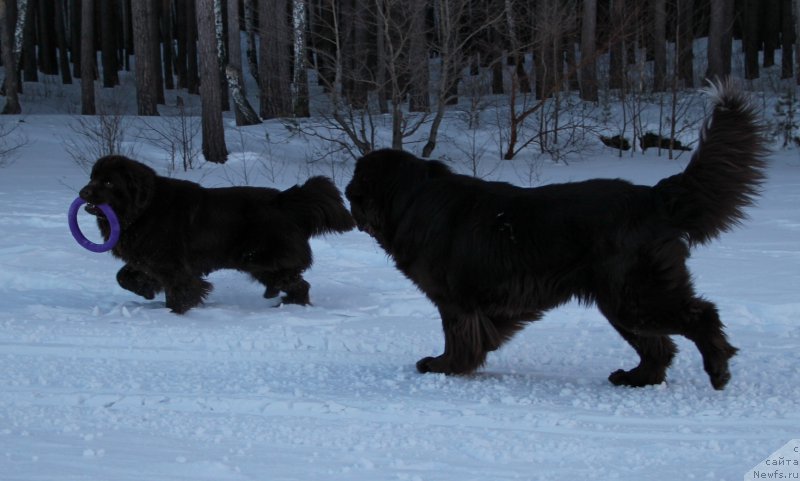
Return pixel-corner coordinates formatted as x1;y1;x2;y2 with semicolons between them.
705;363;732;390
416;356;436;373
416;356;452;374
608;368;665;388
263;286;280;299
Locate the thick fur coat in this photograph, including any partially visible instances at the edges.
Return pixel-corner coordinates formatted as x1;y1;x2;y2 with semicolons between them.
79;156;354;313
345;81;768;390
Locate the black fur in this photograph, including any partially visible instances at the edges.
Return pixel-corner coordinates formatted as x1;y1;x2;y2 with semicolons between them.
79;156;354;313
345;81;768;390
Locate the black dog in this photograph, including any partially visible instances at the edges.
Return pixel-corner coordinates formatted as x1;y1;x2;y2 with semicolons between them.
79;156;354;313
345;81;767;390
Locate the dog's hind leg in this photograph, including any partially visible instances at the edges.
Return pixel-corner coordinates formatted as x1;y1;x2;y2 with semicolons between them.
597;298;678;387
681;298;738;390
253;270;310;305
116;264;162;300
281;276;310;305
416;306;500;375
606;324;678;387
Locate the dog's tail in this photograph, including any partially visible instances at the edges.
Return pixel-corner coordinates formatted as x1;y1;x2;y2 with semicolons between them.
277;176;355;237
654;79;769;246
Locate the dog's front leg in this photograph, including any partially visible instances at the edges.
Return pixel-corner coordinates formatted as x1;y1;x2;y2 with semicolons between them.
416;307;498;375
116;264;162;300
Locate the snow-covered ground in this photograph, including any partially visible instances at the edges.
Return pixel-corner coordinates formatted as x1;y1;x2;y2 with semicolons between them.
1;107;799;481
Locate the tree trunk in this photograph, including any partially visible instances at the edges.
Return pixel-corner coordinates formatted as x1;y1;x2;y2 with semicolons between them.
676;0;693;87
608;0;625;89
71;0;81;77
408;0;429;112
244;0;259;86
175;0;187;87
225;66;260;125
580;0;597;100
121;0;132;70
0;0;22;114
259;0;292;118
762;0;780;68
131;0;159;115
226;0;260;125
80;0;95;114
162;0;174;89
782;0;794;79
100;0;119;87
743;0;759;80
505;0;530;93
185;0;199;94
213;0;228;110
54;0;72;84
196;0;227;163
706;0;726;81
795;0;800;84
21;0;36;82
652;0;666;92
152;0;164;104
37;0;57;75
375;0;389;112
292;0;310;117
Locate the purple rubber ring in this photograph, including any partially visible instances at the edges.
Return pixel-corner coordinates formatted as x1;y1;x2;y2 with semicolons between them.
68;197;120;253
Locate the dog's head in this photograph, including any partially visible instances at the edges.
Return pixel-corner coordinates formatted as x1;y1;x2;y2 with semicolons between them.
79;155;156;225
345;149;451;247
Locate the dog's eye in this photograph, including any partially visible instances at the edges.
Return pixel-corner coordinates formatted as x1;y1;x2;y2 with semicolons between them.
104;180;113;188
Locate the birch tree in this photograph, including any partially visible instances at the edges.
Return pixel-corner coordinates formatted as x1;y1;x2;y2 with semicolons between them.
292;0;310;117
226;0;260;125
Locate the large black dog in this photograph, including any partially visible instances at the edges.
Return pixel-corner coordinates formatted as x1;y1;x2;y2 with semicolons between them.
79;156;354;313
345;82;767;390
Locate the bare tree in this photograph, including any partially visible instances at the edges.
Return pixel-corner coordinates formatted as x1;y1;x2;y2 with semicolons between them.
196;0;227;162
421;0;503;158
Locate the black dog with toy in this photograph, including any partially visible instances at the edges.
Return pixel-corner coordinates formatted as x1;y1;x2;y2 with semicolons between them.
74;155;354;313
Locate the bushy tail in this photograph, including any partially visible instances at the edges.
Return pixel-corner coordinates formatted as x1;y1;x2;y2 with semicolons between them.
654;79;769;246
277;176;355;237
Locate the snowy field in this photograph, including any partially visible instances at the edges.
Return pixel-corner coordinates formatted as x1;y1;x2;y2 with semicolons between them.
1;105;799;481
